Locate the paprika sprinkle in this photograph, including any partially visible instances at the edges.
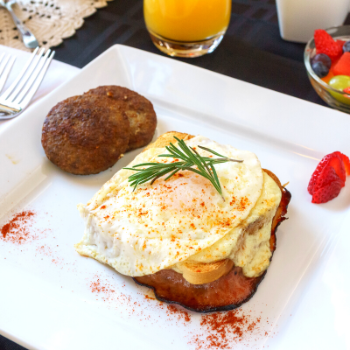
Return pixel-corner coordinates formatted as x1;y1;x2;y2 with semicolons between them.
166;304;191;323
190;310;262;349
0;211;36;244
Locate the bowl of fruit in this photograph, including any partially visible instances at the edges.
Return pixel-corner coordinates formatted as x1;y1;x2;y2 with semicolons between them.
304;26;350;113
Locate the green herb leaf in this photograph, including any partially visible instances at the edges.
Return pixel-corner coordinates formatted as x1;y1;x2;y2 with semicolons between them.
123;137;243;201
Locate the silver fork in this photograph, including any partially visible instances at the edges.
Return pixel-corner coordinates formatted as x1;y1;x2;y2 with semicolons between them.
0;47;55;120
0;0;39;49
0;53;16;94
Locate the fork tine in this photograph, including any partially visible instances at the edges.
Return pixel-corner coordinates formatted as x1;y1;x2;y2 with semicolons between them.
0;55;10;74
16;50;55;108
14;49;51;105
1;47;39;101
0;55;16;94
0;48;54;120
7;48;45;103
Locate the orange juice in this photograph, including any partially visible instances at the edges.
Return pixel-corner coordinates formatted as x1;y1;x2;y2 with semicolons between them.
144;0;231;42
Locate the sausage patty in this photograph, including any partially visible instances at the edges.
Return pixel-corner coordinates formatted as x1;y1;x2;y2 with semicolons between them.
85;86;157;151
41;94;130;175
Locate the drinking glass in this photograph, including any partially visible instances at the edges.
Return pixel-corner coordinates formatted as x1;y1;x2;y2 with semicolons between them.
144;0;231;58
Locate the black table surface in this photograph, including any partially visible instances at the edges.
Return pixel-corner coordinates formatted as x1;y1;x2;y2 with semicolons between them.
51;0;333;107
1;0;348;349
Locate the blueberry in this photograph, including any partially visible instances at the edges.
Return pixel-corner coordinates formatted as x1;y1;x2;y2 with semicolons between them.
311;53;331;69
311;54;331;78
343;40;350;53
311;62;329;78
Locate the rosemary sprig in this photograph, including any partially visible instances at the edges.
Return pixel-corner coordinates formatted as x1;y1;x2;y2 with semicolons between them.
123;137;243;201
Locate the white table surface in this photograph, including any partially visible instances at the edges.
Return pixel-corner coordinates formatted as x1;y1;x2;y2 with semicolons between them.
0;45;80;132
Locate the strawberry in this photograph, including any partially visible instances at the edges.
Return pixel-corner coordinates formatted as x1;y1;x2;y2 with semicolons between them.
337;40;346;51
307;152;345;194
308;151;350;204
314;29;342;62
341;153;350;175
314;158;344;189
328;152;346;184
312;167;343;204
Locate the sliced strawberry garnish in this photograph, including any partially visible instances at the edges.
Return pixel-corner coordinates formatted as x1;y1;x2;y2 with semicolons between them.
308;156;330;195
328;152;346;185
308;151;350;204
308;152;345;194
341;153;350;175
312;168;343;204
314;160;344;191
314;29;343;62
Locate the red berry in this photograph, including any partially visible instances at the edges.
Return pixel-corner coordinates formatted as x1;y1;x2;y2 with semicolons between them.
308;151;350;204
308;152;345;194
337;40;346;50
312;168;343;204
333;52;350;76
341;153;350;175
314;29;342;62
314;157;344;192
328;152;346;184
343;87;350;94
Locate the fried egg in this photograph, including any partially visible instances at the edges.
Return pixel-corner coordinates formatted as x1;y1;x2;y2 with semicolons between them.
75;135;267;277
173;171;282;277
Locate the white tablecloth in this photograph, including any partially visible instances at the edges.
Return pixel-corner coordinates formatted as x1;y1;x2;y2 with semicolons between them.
0;45;80;132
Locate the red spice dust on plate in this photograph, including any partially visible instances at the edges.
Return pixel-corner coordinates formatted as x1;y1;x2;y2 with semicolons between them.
1;211;36;244
36;245;64;266
88;274;269;349
1;210;65;269
166;304;191;323
89;275;132;306
89;274;192;325
189;310;264;350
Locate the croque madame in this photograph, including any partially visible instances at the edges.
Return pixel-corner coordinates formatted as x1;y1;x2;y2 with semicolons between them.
75;132;291;312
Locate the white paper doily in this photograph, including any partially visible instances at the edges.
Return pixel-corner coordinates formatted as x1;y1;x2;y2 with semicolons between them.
0;0;113;51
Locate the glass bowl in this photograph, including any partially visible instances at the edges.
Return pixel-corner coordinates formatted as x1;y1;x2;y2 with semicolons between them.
304;25;350;113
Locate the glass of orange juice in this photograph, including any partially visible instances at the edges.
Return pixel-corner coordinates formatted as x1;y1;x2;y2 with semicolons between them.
144;0;231;58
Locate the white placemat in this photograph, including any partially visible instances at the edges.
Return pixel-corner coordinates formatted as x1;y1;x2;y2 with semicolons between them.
0;45;79;132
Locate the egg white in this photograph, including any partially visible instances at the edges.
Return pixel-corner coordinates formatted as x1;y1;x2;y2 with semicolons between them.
75;135;265;276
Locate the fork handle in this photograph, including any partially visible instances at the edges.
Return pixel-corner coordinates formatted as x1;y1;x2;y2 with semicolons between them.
5;2;39;49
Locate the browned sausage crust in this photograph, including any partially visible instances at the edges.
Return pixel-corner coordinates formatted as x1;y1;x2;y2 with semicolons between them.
41;94;130;175
85;86;157;151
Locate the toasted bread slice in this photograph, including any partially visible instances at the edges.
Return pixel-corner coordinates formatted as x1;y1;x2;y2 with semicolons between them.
143;131;194;152
181;259;234;285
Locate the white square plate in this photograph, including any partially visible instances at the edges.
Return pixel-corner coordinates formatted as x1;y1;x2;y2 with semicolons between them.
1;45;350;350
